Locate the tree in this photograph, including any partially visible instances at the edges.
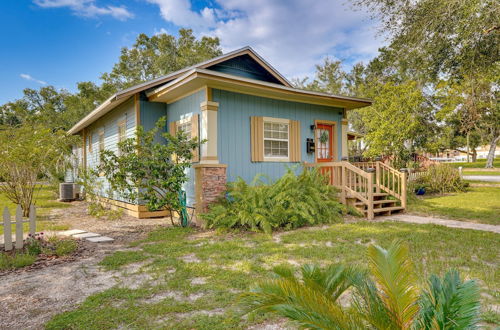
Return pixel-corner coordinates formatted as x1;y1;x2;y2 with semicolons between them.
100;29;222;91
98;117;200;225
0;125;73;216
437;71;499;167
353;0;499;80
241;241;481;329
361;81;432;167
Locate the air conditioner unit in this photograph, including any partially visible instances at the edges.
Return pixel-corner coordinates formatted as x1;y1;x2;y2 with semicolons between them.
73;184;82;200
59;183;74;202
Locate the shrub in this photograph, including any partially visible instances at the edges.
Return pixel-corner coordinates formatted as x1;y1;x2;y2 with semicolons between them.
54;239;78;256
412;164;468;194
25;233;44;256
201;167;345;233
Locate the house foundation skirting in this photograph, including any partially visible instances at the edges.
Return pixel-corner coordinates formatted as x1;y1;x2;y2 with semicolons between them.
97;197;172;219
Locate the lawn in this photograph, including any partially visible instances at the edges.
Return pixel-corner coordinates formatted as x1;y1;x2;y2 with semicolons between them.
462;170;500;176
450;158;500;168
408;187;500;225
46;222;499;329
0;185;70;234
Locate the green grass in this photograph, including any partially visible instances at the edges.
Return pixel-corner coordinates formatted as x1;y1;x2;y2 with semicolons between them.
47;223;499;329
462;170;500;176
0;185;70;234
409;187;500;225
0;252;36;270
449;158;500;168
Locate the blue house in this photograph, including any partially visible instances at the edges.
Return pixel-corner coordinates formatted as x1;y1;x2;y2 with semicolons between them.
68;47;398;220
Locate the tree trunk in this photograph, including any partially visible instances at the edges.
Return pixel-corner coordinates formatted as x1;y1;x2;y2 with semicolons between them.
466;132;470;163
485;135;499;168
472;148;477;163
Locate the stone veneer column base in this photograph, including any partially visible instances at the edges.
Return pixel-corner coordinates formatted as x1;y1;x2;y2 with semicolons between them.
193;164;227;226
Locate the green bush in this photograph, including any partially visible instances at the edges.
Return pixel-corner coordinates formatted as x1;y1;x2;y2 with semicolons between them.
412;164;468;194
54;239;78;256
201;167;345;233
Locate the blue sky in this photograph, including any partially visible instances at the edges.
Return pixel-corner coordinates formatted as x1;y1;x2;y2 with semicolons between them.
0;0;383;104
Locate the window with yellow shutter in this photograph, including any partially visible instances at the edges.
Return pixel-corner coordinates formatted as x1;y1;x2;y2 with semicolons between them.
117;120;126;155
170;115;199;163
251;116;301;162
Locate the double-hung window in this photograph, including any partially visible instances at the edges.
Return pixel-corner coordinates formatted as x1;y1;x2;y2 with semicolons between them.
117;120;126;155
251;116;301;162
264;120;289;159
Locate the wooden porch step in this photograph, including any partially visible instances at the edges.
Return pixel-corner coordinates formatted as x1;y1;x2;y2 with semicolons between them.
355;199;398;207
373;192;389;197
372;206;404;214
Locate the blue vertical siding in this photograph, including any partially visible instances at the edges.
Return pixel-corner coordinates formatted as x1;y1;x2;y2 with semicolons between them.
140;100;167;143
81;97;136;203
214;89;343;183
166;89;206;207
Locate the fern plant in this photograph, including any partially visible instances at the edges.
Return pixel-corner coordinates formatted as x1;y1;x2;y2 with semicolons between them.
241;241;481;329
201;167;345;233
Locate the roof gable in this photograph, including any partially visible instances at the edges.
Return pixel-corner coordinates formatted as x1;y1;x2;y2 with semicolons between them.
205;54;284;85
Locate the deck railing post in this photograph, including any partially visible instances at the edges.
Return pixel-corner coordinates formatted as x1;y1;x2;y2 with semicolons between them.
367;171;374;220
341;162;346;204
375;162;381;193
401;171;407;210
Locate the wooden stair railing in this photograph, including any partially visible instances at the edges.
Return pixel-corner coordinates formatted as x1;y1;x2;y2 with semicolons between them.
305;161;374;219
306;161;407;220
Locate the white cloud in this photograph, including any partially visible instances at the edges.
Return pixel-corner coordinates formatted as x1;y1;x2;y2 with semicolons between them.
20;73;47;85
33;0;133;20
149;0;385;80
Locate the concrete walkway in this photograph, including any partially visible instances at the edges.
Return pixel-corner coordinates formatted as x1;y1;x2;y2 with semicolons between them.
377;214;500;234
463;175;500;182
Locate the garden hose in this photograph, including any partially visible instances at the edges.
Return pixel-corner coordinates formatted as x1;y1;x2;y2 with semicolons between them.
178;190;189;227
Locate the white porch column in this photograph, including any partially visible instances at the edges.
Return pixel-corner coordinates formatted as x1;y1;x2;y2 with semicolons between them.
199;100;219;164
341;119;348;158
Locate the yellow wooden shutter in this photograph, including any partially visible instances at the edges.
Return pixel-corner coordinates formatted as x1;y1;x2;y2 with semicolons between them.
250;116;264;162
289;120;301;162
191;114;199;162
169;121;176;135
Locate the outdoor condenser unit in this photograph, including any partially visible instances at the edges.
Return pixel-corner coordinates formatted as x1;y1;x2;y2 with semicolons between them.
59;183;75;202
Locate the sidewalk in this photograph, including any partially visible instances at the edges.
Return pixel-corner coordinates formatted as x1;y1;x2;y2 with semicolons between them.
377;214;500;234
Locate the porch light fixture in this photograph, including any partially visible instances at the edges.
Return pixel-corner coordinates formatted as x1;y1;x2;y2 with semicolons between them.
310;124;316;130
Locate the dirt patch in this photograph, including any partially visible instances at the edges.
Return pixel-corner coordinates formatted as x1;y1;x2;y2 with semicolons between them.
179;253;201;263
175;308;226;319
190;277;208;285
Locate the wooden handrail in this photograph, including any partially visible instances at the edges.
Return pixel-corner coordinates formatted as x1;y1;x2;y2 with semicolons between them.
306;161;406;220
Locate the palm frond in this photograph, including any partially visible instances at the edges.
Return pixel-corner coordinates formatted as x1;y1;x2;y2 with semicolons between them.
416;269;481;329
367;240;420;329
240;265;364;329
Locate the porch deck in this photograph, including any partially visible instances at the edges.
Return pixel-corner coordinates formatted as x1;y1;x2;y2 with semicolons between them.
305;161;407;219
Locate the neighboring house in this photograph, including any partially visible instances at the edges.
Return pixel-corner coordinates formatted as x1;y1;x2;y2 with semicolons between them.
67;47;374;218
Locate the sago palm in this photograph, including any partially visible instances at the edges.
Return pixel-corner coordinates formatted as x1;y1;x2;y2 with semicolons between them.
352;240;420;329
416;270;480;329
240;264;365;329
241;241;481;329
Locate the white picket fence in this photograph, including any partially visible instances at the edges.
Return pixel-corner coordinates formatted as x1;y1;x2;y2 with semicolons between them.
408;171;427;182
1;205;36;251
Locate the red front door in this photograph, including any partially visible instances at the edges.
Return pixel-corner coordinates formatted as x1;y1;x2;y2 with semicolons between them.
316;124;334;162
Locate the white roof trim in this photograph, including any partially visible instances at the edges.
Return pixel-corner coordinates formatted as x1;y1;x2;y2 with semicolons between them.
147;68;372;105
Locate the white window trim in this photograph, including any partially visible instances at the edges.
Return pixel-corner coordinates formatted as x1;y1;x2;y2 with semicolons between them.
176;116;193;134
263;117;290;162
